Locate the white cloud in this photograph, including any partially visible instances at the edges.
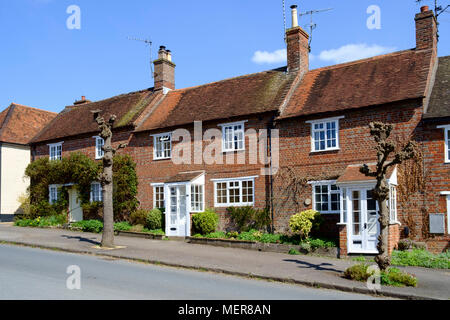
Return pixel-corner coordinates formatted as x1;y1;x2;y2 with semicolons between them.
252;49;287;64
318;44;395;64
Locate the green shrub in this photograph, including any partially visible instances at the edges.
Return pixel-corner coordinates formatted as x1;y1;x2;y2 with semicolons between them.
226;231;239;239
192;209;219;235
146;208;163;230
308;238;337;249
71;220;103;233
130;210;148;226
289;210;322;239
204;231;227;239
288;248;301;255
344;264;417;287
143;228;165;235
14;214;67;228
114;221;132;231
344;264;371;281
392;249;450;269
227;206;271;232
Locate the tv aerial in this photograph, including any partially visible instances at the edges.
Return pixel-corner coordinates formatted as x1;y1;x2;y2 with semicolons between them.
299;8;333;51
128;37;154;79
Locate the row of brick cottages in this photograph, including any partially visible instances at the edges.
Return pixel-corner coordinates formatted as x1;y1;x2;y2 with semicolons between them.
24;7;449;255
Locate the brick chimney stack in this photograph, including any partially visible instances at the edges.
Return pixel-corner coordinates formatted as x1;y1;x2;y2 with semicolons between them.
153;46;176;92
415;6;437;52
286;5;309;75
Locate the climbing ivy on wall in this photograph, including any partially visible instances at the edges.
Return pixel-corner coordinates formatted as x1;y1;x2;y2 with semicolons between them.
25;152;138;220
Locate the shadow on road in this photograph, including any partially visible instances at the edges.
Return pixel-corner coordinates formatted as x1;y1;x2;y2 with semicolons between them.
61;235;100;246
283;259;342;273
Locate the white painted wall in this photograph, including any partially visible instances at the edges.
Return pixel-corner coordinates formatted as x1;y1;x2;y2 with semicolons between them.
0;143;31;215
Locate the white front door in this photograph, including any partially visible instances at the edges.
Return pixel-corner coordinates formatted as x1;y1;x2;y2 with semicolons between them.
68;188;83;222
166;185;188;237
348;188;379;253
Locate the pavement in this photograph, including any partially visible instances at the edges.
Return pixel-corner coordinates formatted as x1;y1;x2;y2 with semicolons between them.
0;224;448;300
0;244;381;300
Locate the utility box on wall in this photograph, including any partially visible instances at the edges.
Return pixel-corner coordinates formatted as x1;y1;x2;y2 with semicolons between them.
429;214;445;234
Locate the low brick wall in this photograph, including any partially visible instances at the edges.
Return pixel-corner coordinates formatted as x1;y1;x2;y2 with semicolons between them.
187;237;339;258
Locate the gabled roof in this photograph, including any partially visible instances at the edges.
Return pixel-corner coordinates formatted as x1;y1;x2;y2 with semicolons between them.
278;49;434;120
135;67;295;132
0;104;56;145
424;55;450;119
30;89;163;144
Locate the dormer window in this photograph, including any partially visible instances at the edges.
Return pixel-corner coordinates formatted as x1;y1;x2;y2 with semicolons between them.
220;121;246;152
307;116;344;152
94;136;105;159
49;142;63;161
153;133;172;160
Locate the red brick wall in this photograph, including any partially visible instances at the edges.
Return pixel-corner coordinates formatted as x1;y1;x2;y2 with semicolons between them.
273;101;424;234
127;114;275;231
420;120;450;253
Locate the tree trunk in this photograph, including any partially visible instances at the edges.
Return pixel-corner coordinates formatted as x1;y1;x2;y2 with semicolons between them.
101;135;114;248
375;196;391;271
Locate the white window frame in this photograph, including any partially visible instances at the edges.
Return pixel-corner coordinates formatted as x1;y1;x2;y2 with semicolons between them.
309;180;341;214
48;142;63;161
93;136;105;160
388;185;398;223
219;121;247;152
90;182;103;203
152;132;172;160
437;125;450;163
306;116;344;153
441;192;450;234
49;184;61;204
153;184;165;209
212;176;257;207
190;184;205;212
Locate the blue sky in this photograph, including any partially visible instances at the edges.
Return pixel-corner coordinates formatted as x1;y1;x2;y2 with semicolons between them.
1;0;449;113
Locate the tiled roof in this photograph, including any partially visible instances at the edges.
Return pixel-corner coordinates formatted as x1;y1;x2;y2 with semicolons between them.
0;104;56;145
165;171;204;183
337;164;396;184
278;49;434;119
135;68;295;132
424;55;450;119
30;89;162;144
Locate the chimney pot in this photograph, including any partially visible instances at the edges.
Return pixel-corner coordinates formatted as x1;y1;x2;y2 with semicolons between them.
421;5;429;12
291;5;299;28
82;96;86;101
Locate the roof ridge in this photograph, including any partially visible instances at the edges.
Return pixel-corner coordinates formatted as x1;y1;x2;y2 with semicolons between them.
171;67;287;93
62;88;154;110
308;48;423;73
10;103;57;115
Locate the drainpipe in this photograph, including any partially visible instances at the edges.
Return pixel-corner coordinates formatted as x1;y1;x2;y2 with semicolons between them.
267;116;276;233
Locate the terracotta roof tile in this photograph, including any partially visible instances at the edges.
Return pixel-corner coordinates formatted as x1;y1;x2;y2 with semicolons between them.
278;49;434;119
424;55;450;118
136;68;295;132
30;89;160;143
337;164;395;184
0;104;57;145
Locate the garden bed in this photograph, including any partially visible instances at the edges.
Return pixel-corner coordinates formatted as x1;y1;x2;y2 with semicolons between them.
187;236;339;258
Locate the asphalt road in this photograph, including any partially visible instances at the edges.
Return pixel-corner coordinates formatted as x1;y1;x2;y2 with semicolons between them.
0;244;382;300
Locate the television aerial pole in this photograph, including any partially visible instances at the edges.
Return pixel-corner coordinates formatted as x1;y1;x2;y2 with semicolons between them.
127;37;154;79
299;8;333;51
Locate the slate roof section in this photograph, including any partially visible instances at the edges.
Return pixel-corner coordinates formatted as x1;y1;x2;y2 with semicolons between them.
424;55;450;119
0;104;57;145
30;89;162;144
135;67;295;132
278;49;434;119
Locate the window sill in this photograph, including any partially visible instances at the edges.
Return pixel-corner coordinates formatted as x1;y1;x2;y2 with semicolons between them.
310;148;340;154
214;203;254;208
317;211;340;215
222;149;246;154
153;157;172;161
389;221;402;226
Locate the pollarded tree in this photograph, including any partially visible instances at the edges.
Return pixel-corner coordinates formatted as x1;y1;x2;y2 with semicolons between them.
360;122;418;271
92;110;127;248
